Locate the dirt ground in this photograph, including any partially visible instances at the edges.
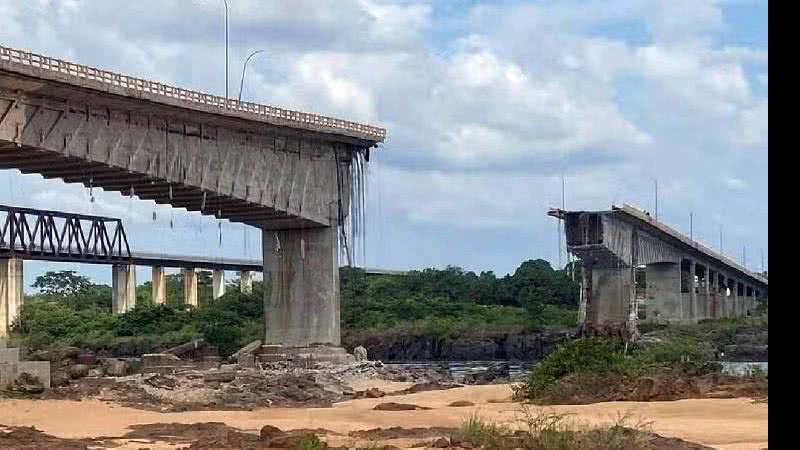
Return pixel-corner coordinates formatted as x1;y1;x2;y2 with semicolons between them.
0;381;767;450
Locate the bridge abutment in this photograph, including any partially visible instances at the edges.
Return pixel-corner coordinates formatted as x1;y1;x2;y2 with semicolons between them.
587;267;632;326
111;264;136;314
0;258;23;338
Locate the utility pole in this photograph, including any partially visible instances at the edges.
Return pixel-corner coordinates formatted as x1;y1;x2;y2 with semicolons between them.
654;179;658;221
690;211;693;241
743;246;747;268
719;225;723;256
222;0;229;100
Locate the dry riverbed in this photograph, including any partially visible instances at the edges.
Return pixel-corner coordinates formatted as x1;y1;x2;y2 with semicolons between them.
0;380;767;450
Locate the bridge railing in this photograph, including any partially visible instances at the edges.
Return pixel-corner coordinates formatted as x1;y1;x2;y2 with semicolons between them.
0;205;131;262
0;45;386;141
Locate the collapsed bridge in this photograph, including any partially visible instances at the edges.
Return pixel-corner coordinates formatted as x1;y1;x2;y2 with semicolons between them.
549;204;767;329
0;45;385;360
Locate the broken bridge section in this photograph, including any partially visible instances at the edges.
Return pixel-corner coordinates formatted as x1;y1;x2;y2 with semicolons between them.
550;204;768;330
0;45;386;354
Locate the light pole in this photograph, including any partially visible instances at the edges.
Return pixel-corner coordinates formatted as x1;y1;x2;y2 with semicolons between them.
222;0;229;100
238;49;265;101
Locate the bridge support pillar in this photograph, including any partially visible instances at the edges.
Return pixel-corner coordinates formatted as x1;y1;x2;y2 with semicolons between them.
688;260;698;323
587;267;632;328
646;262;683;323
240;271;254;294
112;264;136;314
152;267;167;305
182;269;198;307
0;258;24;338
262;226;344;352
212;270;226;300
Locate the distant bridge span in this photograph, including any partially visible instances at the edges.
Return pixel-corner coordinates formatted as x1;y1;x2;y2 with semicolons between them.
549;204;767;332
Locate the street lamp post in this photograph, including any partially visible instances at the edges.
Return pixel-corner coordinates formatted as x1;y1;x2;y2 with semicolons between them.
238;50;265;101
222;0;229;100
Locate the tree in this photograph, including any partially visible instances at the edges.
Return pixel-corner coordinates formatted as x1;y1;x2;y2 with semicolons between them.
32;271;92;297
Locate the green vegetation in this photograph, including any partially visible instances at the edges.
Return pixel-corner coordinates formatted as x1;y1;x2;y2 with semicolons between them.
461;408;651;450
515;334;718;402
341;259;579;335
12;270;264;354
12;260;579;354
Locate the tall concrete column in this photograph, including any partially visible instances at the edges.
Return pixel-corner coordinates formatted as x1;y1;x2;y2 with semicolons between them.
587;267;632;327
646;262;682;323
263;226;340;347
0;258;24;338
151;267;167;305
710;270;718;319
112;264;137;314
720;276;729;318
212;270;226;300
240;270;254;294
182;268;198;307
688;260;697;323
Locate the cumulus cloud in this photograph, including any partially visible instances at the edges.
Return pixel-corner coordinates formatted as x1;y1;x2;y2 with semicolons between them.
0;0;768;275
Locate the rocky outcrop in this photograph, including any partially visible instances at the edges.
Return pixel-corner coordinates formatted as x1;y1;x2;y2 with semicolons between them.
343;330;574;362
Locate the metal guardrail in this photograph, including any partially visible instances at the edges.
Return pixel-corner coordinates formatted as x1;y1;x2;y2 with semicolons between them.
0;45;386;142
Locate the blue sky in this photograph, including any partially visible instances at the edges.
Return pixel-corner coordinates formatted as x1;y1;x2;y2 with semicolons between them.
1;0;768;287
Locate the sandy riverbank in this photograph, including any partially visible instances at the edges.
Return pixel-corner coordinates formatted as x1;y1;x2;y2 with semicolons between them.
0;382;767;450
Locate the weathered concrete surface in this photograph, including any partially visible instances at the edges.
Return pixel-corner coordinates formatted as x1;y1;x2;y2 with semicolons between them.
183;268;198;307
111;264;136;315
588;267;632;326
263;226;340;347
212;270;226;299
0;344;50;389
646;263;682;323
151;266;167;305
0;258;23;337
240;270;255;294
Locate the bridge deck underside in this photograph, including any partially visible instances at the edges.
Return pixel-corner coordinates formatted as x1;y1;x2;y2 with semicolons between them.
0;142;318;229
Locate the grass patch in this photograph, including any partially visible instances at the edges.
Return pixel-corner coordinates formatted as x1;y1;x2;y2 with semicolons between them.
461;407;651;450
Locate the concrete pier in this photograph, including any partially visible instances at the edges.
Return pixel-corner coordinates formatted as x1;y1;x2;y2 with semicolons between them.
0;258;24;338
182;268;198;307
152;267;167;305
212;270;226;300
240;270;254;294
111;264;136;314
646;263;682;323
263;226;340;347
587;267;632;326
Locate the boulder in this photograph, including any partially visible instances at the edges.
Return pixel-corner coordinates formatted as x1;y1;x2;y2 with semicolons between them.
463;362;510;385
432;437;450;448
102;358;130;377
448;401;475;407
353;345;368;362
373;402;431;411
76;350;97;365
66;364;90;379
50;371;70;387
203;370;236;383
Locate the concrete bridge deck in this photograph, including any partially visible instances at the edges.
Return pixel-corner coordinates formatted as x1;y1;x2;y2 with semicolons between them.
550;204;767;327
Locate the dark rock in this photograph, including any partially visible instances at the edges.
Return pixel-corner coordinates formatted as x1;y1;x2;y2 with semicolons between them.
432;437;450;448
448;401;474;407
50;371;70;387
66;364;90;379
76;350;97;365
102;358;130;377
373;402;431;411
463;363;510;385
365;387;385;398
259;424;285;442
203;370;236;383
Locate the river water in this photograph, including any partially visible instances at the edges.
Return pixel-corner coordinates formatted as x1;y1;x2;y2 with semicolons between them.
384;360;767;382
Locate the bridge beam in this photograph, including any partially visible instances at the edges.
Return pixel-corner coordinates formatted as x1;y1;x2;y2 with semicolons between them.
0;258;23;338
111;264;136;314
